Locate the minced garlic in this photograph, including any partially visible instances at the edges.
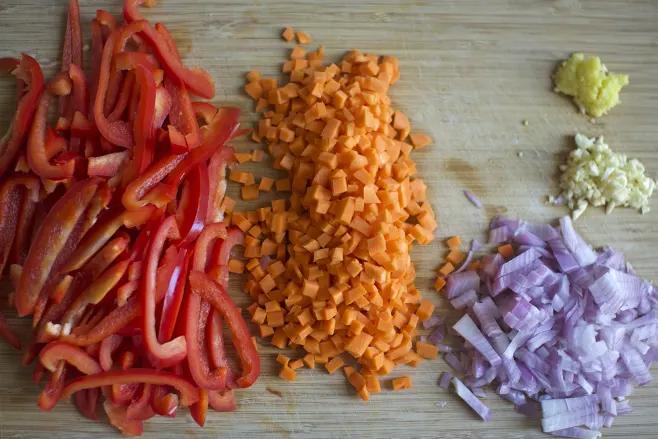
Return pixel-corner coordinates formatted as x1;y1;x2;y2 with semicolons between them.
559;134;656;219
553;53;629;118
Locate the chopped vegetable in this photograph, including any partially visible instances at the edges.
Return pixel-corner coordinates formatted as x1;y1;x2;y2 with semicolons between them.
239;38;437;399
432;215;658;437
0;1;256;436
463;190;483;208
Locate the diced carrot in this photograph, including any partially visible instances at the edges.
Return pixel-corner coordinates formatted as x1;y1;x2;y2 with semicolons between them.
446;249;465;265
438;262;454;277
276;353;290;366
244;81;264;101
303;353;315;369
446;236;462;249
289;359;304;370
279;365;296;382
434;277;446;292
324;356;344;374
290;46;306;60
391;376;412;391
228;259;245;274
415;341;439;360
234;152;252;164
282;27;295;42
415;299;435;322
498;244;514;259
296;31;312;44
259;177;275;192
409;133;431;149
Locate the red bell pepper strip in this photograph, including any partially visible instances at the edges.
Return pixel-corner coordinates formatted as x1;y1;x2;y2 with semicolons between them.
67;63;88;155
156;22;201;150
192;102;218;126
158;247;191;343
117;280;139;306
104;399;144;437
189;388;209;427
70;111;97;137
176;163;209;247
112;382;140;406
207;310;237;387
123;0;215;99
122;153;186;210
27;80;77;180
0;311;21;350
94;27;132;148
0;173;40;275
64;369;200;406
96;10;118;39
184;296;225;390
142;215;187;368
164;108;241;189
0;55;44;178
154;85;172;130
206;145;235;224
126;384;157;421
208;389;237;412
38;366;67;411
75;388;100;421
209;227;244;288
99;334;123;371
87;150;130;178
58;0;82;119
89;19;103;120
50;274;73;305
33;362;46;384
40;340;103;375
151;385;178;417
189;271;260;388
194;223;228;273
15;177;102;316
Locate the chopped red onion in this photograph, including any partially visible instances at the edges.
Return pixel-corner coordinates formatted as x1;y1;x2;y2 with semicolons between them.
452;377;491;421
471;387;487;398
439;372;453;389
453;315;502;367
435;401;447;407
437;344;453;353
428;326;445;345
445;271;481;299
464;190;483;208
454;240;482;274
422;315;443;330
435;215;658;435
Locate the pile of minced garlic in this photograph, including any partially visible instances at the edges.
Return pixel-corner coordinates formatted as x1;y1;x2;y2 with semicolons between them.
558;133;656;219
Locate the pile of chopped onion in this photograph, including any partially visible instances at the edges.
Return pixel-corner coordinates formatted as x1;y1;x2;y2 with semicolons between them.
435;215;657;438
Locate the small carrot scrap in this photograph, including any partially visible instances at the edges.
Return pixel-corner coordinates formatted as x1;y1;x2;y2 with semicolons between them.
228;259;245;274
266;387;284;398
391;376;412;391
434;277;446;292
234;152;253;164
498;243;514;259
281;27;295;42
438;262;455;277
239;41;438;402
296;31;312;45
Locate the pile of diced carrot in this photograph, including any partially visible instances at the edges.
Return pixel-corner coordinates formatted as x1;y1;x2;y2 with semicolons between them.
231;30;438;401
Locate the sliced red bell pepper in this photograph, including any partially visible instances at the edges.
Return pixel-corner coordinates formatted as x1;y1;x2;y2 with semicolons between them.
158;247;191;343
189;271;260;388
122;153;185;210
89;19;103;120
104;399;144;437
121;350;136;370
0;54;44;178
185;295;225;390
38;366;67;411
0;173;40;274
193;223;228;273
40;340;103;375
207;309;237;387
126;384;157;421
99;334;123;371
151;385;178;417
209;226;244;288
189;388;208;427
32;362;46;384
75;388;100;421
94;27;132;148
156;22;201;150
67;63;88;155
87;150;130;178
15;177;102;316
70;111;97;137
96;9;118;39
64;369;200;406
58;0;82;119
208;389;237;412
27;79;78;180
206;145;235;224
154;85;172;130
123;0;215;99
176;163;209;247
192;102;218;126
112;382;140;406
164;108;241;189
50;274;73;305
142;215;187;368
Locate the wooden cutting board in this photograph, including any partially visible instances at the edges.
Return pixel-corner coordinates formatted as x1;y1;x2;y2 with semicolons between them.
0;0;657;437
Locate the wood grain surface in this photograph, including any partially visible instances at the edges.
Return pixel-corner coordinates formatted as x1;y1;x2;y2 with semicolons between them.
0;0;657;438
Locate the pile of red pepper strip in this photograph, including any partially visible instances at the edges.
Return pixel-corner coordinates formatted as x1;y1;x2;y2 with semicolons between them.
0;1;259;436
